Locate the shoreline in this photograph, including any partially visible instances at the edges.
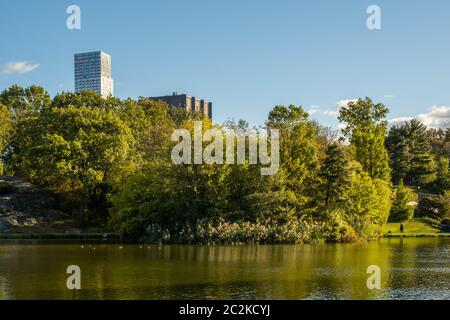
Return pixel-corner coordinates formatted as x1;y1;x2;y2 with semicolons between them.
382;233;450;238
0;233;119;241
1;232;450;244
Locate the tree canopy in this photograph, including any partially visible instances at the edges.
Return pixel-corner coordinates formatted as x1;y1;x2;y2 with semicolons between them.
2;85;449;243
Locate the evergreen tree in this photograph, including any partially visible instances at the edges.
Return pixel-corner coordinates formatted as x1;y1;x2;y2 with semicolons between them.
386;119;436;186
390;179;414;222
426;128;446;158
409;120;436;184
393;138;410;183
318;143;350;206
434;157;450;192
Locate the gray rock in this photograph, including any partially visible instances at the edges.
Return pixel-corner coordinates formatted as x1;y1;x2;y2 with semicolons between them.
0;176;68;232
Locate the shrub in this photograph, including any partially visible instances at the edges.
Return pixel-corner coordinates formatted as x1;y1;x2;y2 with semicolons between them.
321;209;360;243
139;217;326;245
441;218;450;232
421;216;442;229
417;193;450;221
390;179;415;222
344;171;391;240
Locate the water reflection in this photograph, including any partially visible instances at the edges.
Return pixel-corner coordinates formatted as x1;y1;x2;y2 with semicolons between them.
0;238;449;299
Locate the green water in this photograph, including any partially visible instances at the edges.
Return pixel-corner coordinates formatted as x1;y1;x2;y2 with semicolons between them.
0;238;449;300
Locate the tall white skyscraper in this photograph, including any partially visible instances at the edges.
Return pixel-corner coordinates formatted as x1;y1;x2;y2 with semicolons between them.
74;51;114;98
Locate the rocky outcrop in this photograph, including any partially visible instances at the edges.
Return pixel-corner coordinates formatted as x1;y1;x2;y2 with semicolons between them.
0;176;70;233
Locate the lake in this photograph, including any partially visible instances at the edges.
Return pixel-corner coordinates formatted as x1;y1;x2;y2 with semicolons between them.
0;238;449;300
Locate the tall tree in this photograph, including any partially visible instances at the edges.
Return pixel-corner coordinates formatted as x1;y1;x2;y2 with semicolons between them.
318;143;350;206
13;106;135;226
338;97;391;181
266;105;320;216
386;119;436;186
434;156;450;192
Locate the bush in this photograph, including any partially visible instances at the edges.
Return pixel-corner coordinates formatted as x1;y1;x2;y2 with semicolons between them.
417;193;450;221
389;179;415;222
441;218;450;232
139;217;326;245
344;171;391;240
421;216;442;229
321;209;360;243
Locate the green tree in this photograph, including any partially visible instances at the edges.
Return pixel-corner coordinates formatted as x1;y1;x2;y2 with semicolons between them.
338;98;391;181
0;104;13;174
266;105;320;217
132;98;174;162
0;104;12;153
386;119;436;186
0;85;51;120
434;156;450;192
51;90;122;111
344;165;391;239
385;131;410;184
318;143;350;206
351;127;391;181
338;97;389;135
417;193;450;222
13;106;135;226
110;118;234;239
390;179;414;222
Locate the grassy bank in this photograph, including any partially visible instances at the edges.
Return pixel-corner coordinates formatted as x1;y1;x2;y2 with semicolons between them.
383;233;450;238
382;219;450;237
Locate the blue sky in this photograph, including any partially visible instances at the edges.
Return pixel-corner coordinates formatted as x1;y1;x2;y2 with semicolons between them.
2;0;450;128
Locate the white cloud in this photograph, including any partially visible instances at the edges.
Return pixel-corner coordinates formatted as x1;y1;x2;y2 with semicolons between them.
309;99;358;117
416;106;450;128
0;61;40;74
389;106;450;129
336;99;358;109
388;116;412;128
383;94;396;99
307;105;320;115
323;109;339;116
